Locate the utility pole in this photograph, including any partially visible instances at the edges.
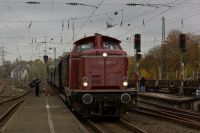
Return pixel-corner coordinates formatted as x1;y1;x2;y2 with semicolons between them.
0;46;5;65
162;17;165;44
159;17;165;79
196;42;199;79
54;47;56;63
43;36;48;91
161;17;166;79
36;36;48;89
44;36;47;55
71;18;76;44
50;38;56;64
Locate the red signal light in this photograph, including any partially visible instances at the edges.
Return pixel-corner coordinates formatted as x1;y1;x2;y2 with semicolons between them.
134;34;141;52
179;34;186;52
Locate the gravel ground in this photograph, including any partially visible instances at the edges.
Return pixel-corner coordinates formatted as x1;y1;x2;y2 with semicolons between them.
0;81;27;101
122;112;200;133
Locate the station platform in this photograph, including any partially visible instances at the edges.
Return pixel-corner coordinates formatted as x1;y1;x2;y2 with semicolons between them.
138;92;200;112
0;90;89;133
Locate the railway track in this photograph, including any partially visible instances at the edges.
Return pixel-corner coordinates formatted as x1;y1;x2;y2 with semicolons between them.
0;90;30;127
0;90;29;103
137;99;200;118
0;98;24;123
129;100;200;130
86;118;147;133
58;92;147;133
0;80;7;95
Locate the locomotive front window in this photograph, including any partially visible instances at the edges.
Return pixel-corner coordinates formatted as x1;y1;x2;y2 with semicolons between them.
77;43;93;52
103;42;120;50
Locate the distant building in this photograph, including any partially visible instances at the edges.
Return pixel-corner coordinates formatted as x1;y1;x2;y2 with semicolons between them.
11;64;29;82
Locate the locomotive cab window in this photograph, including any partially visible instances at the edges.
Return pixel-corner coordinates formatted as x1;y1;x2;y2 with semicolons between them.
77;43;93;52
103;42;121;50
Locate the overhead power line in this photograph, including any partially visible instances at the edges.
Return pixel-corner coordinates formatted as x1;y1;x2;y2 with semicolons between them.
141;7;200;35
26;1;41;5
66;2;98;8
116;0;188;38
126;3;172;8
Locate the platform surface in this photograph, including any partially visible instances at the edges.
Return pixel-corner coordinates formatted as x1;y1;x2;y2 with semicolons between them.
138;92;199;102
1;90;89;133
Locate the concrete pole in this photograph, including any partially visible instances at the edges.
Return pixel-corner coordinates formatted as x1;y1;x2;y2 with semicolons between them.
54;47;56;64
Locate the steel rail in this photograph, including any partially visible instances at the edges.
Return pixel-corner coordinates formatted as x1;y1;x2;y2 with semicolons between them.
137;99;200;116
0;99;24;122
86;120;105;133
137;99;200;122
0;90;30;105
137;106;199;124
86;119;148;133
130;107;200;130
119;119;148;133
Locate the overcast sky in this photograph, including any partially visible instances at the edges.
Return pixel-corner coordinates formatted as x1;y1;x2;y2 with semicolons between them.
0;0;200;62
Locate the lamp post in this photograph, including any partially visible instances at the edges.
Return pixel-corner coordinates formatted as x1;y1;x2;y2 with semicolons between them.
49;38;56;64
49;47;56;64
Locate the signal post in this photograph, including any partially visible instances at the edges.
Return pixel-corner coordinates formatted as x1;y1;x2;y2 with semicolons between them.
179;34;186;95
134;34;141;91
179;34;186;79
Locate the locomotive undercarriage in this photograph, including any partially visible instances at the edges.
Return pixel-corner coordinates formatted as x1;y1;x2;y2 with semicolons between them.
75;100;121;117
65;90;137;118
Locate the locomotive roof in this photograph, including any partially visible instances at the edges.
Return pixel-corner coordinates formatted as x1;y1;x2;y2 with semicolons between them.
74;34;121;45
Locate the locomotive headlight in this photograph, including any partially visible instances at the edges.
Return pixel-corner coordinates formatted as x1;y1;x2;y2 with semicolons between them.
123;81;128;87
83;82;88;87
102;52;107;57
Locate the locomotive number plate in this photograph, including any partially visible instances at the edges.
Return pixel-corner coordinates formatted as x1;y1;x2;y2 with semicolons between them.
98;61;116;65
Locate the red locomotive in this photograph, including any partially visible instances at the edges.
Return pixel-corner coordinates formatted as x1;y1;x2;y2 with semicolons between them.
48;33;137;117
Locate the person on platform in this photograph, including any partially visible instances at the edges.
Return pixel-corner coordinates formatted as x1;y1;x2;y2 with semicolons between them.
34;78;41;97
140;76;146;93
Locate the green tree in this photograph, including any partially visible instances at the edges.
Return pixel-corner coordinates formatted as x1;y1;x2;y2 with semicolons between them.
139;30;200;80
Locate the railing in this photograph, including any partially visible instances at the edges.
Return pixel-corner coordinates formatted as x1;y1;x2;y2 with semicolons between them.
128;79;200;96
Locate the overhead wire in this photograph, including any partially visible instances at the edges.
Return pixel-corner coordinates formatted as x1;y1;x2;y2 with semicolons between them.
116;0;188;38
0;20;25;42
0;0;30;44
1;0;29;29
141;6;200;35
57;0;107;54
72;0;107;40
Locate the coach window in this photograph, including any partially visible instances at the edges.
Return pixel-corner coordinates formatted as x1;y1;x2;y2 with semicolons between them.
103;42;120;50
77;43;93;52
